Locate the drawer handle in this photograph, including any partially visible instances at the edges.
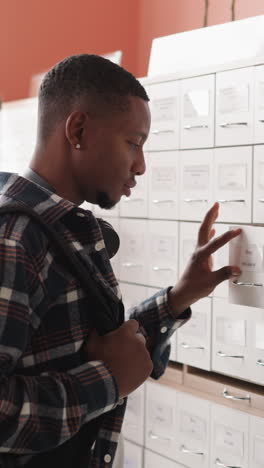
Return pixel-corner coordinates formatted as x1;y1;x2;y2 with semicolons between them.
122;262;142;268
151;129;175;135
148;430;173;442
257;359;264;366
181;342;205;350
222;388;251;401
217;351;244;359
123;198;144;203
232;280;263;287
218;199;245;204
152;199;174;204
180;444;204;456
258;119;264;123
184;198;208;203
219;122;248;128
258;198;264;203
215;458;241;468
152;266;174;272
183;124;209;130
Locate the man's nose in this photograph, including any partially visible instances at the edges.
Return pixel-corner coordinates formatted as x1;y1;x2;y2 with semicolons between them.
133;151;146;176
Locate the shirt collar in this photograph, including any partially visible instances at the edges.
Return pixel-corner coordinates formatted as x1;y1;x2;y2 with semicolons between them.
0;172;76;225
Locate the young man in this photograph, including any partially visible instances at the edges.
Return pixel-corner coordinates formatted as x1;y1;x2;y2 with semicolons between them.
0;54;241;467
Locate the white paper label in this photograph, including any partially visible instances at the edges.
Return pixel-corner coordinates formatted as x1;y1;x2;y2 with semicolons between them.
151;235;175;258
152;167;177;191
256;322;264;350
218;85;249;114
218;164;247;191
183;165;209;191
181;312;207;338
149;400;173;426
125;236;142;257
152;97;177;122
215;424;244;456
124;458;138;468
216;317;246;346
184;89;210;118
180;412;206;441
240;243;263;272
257;81;264;111
254;436;264;465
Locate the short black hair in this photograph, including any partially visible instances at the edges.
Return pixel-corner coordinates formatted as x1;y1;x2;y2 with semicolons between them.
38;54;149;140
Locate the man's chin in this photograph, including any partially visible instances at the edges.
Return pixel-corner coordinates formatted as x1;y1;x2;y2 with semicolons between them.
96;191;118;210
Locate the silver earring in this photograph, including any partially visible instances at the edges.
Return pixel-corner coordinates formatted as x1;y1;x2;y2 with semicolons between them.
75;143;81;149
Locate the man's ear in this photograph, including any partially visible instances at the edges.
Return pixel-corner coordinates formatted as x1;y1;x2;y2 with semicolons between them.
65;111;86;147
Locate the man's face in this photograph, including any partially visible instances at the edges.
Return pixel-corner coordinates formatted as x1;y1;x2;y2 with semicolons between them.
75;96;151;208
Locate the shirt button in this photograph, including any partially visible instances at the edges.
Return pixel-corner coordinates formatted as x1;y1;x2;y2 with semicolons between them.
118;398;124;405
161;326;167;334
95;240;105;251
104;454;112;463
76;212;85;217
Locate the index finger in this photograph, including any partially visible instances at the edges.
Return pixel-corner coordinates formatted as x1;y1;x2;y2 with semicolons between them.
199;227;242;260
197;202;219;247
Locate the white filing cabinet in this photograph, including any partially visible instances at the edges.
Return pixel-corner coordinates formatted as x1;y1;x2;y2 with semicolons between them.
178;222;199;276
229;225;264;309
179;74;215;149
144;450;186;468
179;149;213;221
148;80;180;151
213;146;252;223
177;297;212;371
254;65;264;144
120;154;149;218
93;202;119;219
247;307;264;386
148;151;179;220
119;219;148;284
145;381;178;460
253;144;264;224
210;404;249;468
147;220;178;288
213;223;230;299
175;392;211;468
124;440;143;468
215;67;254;146
119;282;148;321
249;415;264;468
123;385;145;446
212;298;250;381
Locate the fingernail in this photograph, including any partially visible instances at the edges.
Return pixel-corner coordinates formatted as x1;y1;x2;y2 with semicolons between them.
230;268;241;277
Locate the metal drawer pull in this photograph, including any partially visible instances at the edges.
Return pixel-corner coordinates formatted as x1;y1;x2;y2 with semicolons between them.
232;280;263;287
152;266;173;272
180;444;204;456
149;431;173;441
123;198;143;202
259;119;264;123
181;342;205;350
152;199;174;204
151;129;175;135
258;198;264;203
122;262;142;268
218;199;245;204
257;359;264;366
215;458;241;468
222;388;251;401
184;124;208;130
217;351;244;359
184;198;208;203
219;122;248;128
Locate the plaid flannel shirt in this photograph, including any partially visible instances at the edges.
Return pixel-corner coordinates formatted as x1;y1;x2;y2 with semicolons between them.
0;172;191;467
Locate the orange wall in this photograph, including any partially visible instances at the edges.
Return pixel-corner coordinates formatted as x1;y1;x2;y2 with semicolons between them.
1;0;264;101
0;0;140;101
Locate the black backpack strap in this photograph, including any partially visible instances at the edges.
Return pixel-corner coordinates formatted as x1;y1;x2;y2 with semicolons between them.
0;203;121;335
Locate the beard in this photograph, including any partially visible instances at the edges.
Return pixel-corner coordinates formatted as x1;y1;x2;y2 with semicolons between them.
96;191;117;210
